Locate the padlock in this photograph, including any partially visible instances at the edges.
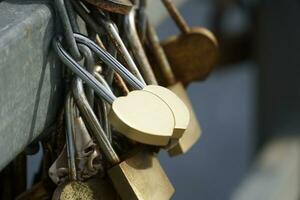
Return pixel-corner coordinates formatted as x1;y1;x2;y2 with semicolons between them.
72;79;175;200
160;0;219;85
166;84;202;156
146;22;202;156
108;147;175;200
72;34;190;139
54;34;191;145
143;85;190;139
71;75;174;147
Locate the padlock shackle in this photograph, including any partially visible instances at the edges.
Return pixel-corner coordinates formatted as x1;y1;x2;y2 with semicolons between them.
124;10;158;85
73;78;120;165
70;1;145;84
161;0;190;34
53;36;116;104
78;44;96;107
146;22;177;85
65;93;78;181
93;11;146;85
73;33;146;90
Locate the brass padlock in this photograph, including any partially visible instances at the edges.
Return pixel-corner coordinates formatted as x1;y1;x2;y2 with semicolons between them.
70;34;189;140
55;36;177;146
146;22;202;156
109;148;175;200
72;78;175;200
167;83;201;156
160;0;219;85
143;85;190;139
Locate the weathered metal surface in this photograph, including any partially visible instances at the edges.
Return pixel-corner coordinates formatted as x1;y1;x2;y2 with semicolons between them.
0;1;63;170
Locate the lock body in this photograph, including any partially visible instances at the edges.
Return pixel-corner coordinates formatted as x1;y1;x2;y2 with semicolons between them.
109;90;175;146
167;82;202;156
161;28;218;85
109;148;175;200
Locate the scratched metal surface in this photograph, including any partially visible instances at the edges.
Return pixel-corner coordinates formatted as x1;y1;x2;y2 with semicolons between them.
0;1;63;170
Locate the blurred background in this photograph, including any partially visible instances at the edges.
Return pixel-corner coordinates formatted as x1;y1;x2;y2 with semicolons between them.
150;0;300;199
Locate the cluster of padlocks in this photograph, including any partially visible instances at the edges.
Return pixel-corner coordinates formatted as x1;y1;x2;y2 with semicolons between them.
46;0;219;199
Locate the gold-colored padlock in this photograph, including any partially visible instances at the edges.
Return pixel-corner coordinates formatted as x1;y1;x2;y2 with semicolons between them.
166;83;201;156
109;148;175;200
72;79;175;200
56;37;176;147
160;0;219;85
146;22;202;156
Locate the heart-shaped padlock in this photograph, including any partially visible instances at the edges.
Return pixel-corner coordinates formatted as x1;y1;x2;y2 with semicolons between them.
54;38;176;146
143;85;190;139
109;90;175;146
72;34;190;140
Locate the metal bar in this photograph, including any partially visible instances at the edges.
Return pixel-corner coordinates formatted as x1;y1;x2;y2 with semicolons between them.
0;2;63;170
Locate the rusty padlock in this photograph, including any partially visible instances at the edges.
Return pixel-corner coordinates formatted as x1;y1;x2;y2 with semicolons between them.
160;0;219;85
